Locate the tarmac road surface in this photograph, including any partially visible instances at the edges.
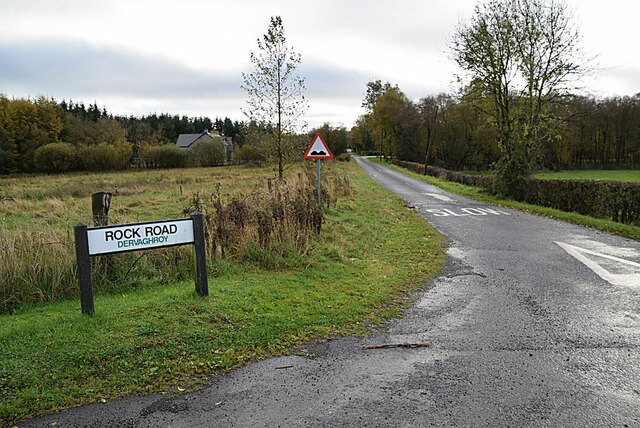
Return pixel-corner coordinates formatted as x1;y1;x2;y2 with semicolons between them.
20;156;640;427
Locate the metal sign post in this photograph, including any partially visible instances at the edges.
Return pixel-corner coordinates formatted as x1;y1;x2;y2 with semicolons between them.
74;212;208;315
317;159;321;204
304;133;333;205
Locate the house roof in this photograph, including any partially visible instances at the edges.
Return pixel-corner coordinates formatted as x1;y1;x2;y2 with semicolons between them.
176;132;214;148
175;131;233;149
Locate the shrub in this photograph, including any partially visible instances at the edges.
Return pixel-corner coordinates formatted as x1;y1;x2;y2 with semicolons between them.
191;139;226;167
146;144;189;168
110;137;134;169
521;178;640;225
233;145;266;164
335;153;351;162
394;160;493;188
185;169;352;266
33;142;78;173
359;150;381;156
78;143;119;171
492;156;529;199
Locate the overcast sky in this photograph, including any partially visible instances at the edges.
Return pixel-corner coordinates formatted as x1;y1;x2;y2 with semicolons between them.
1;0;638;128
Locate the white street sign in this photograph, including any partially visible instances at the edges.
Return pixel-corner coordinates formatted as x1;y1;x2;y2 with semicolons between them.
87;218;194;255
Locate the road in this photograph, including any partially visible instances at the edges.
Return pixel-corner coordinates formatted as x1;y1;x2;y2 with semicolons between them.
21;156;640;427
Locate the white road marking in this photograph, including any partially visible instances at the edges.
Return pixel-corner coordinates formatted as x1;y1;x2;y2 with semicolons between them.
556;241;640;287
424;193;453;202
425;207;511;217
461;208;487;215
568;236;640;259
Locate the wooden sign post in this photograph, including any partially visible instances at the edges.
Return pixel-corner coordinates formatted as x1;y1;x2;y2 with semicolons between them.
74;212;208;315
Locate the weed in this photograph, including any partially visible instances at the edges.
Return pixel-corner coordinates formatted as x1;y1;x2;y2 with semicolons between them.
185;167;351;268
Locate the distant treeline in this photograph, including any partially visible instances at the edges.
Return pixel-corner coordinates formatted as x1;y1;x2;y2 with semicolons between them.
0;95;243;174
349;83;640;172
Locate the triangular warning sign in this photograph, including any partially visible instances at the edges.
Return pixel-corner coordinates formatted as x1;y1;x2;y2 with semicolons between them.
304;133;333;159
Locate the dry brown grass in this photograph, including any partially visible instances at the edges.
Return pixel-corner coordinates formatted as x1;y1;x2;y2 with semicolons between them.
186;167;352;267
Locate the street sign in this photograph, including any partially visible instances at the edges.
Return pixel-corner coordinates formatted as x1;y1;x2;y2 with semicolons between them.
74;213;208;314
87;218;194;256
305;133;332;203
304;133;333;159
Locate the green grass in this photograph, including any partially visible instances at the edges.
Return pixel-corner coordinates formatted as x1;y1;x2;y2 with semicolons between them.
533;169;640;183
0;160;446;425
462;169;640;183
378;160;640;242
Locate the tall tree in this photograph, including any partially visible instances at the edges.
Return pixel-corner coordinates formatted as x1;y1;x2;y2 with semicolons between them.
242;16;308;179
371;87;409;160
451;0;585;196
362;80;399;113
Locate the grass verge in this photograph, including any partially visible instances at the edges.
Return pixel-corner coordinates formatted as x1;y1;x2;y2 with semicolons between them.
533;169;640;183
378;160;640;242
0;160;445;425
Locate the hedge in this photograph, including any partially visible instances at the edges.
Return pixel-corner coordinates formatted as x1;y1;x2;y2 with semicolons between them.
394;160;494;188
393;160;640;226
33;142;77;173
521;178;640;225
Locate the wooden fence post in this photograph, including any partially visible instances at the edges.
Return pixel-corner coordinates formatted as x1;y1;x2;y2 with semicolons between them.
92;192;112;227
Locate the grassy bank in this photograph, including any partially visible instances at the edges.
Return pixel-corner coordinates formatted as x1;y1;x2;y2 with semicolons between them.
0;160;445;425
533;169;640;183
462;169;640;183
379;160;640;242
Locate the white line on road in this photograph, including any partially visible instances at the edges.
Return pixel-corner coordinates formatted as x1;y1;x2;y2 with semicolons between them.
424;193;453;202
556;241;640;287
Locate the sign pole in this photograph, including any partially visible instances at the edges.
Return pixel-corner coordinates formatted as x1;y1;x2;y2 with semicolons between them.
304;133;333;206
317;159;321;204
191;212;209;296
74;222;94;315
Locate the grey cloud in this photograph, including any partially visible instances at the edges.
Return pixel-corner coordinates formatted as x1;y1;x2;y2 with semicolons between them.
300;62;370;99
0;39;374;105
0;39;379;125
599;65;640;91
0;40;242;99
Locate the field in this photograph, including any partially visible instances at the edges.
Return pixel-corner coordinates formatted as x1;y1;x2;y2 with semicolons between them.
0;165;276;222
0;164;292;312
462;169;640;183
533;169;640;182
0;160;446;425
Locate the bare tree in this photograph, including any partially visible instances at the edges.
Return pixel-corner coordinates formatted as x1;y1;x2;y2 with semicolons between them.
514;0;584;152
450;0;586;196
242;16;308;179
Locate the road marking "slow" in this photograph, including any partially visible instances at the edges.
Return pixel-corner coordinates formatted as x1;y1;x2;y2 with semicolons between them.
425;207;511;217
